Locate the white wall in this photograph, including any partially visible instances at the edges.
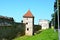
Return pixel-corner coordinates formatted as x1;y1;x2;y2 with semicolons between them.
39;20;49;29
23;18;33;36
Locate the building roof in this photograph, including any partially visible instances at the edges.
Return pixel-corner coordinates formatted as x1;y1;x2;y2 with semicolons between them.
23;10;34;18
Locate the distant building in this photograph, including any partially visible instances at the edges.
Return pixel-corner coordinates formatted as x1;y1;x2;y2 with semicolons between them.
23;10;34;36
39;20;49;29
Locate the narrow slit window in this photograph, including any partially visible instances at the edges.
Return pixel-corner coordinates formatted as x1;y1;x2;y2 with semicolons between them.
27;28;29;31
26;23;28;24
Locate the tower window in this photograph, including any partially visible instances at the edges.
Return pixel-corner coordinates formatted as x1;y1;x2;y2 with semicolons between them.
26;23;28;24
27;28;29;31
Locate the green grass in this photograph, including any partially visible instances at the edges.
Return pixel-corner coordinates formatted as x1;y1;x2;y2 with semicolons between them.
13;29;58;40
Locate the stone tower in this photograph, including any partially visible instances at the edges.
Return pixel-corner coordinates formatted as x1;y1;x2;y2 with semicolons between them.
23;10;34;36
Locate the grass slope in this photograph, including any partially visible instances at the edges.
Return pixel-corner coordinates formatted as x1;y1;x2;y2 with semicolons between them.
13;29;58;40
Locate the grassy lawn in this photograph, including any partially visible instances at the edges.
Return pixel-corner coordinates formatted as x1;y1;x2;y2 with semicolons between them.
13;29;58;40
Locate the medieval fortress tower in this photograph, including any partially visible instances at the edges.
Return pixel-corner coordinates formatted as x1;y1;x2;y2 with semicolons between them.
23;10;34;36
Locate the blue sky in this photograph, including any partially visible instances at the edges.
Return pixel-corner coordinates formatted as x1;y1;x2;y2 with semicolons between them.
0;0;55;24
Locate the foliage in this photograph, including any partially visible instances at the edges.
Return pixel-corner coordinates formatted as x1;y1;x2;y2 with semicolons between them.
34;25;41;33
51;11;58;29
51;0;59;29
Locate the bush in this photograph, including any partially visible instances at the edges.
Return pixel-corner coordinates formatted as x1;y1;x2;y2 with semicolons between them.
34;25;41;33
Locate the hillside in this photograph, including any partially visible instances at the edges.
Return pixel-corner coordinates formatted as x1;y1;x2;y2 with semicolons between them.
13;29;58;40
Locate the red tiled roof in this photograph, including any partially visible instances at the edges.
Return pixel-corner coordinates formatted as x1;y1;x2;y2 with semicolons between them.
23;10;34;18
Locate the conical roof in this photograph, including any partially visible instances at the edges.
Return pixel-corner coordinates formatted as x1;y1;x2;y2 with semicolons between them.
23;10;34;18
